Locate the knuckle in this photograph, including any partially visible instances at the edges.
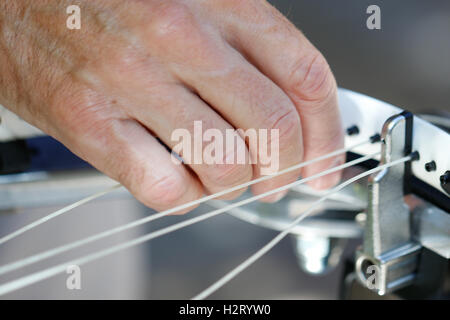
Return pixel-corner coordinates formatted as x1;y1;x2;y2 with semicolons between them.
150;2;196;41
115;155;143;192
107;48;147;78
264;107;301;148
208;160;252;187
50;86;112;137
107;139;190;209
139;172;188;208
288;51;336;104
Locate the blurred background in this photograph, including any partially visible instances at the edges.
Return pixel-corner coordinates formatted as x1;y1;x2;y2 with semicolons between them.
0;0;449;299
279;0;450;115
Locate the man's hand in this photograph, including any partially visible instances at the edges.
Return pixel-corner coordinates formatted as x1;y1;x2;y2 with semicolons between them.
0;0;344;213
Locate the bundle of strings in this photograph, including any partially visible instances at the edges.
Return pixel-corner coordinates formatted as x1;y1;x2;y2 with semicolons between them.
0;138;415;298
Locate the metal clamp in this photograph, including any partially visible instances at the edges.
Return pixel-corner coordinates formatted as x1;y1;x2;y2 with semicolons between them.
355;112;421;295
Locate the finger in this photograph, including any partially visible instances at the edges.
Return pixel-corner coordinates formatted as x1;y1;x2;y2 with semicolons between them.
217;0;345;189
116;83;254;200
143;4;305;202
175;55;303;202
49;84;203;214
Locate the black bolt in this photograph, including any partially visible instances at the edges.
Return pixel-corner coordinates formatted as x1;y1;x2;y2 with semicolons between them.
440;171;450;195
370;133;381;143
346;125;360;136
440;171;450;184
410;151;420;161
425;161;437;172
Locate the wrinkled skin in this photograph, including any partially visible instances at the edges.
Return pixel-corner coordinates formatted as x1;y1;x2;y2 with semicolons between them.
0;0;344;213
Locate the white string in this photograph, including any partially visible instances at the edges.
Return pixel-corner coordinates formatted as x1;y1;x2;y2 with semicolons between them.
191;154;414;300
0;184;122;246
0;152;377;277
0;140;371;247
0;142;374;276
0;153;379;295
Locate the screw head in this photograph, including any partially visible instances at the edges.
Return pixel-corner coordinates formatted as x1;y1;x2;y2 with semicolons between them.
440;171;450;184
425;161;437;172
440;171;450;195
346;125;360;136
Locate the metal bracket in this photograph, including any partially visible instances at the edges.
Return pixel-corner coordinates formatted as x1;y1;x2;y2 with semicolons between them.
355;112;422;295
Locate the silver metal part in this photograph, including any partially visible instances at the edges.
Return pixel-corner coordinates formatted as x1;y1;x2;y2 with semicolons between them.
355;113;421;295
209;176;367;239
410;195;450;259
293;235;347;275
339;89;450;196
0;170;130;211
